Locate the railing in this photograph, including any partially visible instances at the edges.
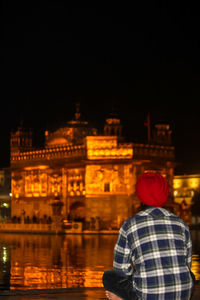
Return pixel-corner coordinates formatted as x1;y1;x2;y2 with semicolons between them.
10;142;174;164
0;221;83;234
0;222;53;232
132;143;174;159
11;144;86;162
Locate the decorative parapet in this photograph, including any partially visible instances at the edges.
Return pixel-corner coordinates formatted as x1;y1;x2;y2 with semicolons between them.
132;143;174;160
86;136;133;160
10;144;86;163
10;138;173;164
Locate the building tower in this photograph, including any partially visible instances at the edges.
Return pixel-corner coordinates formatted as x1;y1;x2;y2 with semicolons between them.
104;112;122;138
10;122;32;154
153;123;172;145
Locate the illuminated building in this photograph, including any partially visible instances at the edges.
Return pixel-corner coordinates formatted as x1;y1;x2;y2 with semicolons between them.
173;174;200;205
173;174;200;225
10;106;175;229
0;169;11;219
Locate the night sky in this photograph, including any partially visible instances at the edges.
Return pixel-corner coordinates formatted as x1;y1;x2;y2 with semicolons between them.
1;2;200;174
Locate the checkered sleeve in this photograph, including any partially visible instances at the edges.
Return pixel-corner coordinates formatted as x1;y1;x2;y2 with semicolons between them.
185;227;193;268
113;222;133;275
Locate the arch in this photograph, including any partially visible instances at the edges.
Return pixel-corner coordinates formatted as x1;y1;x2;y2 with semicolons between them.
69;201;85;221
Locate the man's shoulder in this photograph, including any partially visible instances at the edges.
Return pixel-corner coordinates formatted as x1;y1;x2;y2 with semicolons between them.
124;207;189;229
122;210;149;229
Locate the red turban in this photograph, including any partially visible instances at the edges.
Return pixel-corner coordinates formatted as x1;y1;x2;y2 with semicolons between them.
136;172;169;207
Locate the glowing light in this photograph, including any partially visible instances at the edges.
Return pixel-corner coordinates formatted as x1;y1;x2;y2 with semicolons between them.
189;178;199;189
2;247;8;263
24;165;48;170
191;254;200;281
173;190;178;196
48;137;68;146
173;179;181;189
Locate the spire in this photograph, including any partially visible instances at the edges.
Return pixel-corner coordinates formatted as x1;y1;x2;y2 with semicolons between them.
68;102;88;126
75;102;81;120
144;112;151;143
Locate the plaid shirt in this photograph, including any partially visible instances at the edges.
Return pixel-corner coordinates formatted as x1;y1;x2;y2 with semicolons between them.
113;207;194;300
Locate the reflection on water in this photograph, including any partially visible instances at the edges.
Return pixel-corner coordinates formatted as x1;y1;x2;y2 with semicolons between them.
0;234;116;290
0;230;199;290
191;229;200;281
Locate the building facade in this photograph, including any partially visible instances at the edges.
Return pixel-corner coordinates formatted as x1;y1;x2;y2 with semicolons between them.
10;109;175;229
173;174;200;205
0;169;11;220
173;174;200;225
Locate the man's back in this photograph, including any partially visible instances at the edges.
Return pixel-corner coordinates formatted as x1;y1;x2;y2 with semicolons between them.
114;207;194;300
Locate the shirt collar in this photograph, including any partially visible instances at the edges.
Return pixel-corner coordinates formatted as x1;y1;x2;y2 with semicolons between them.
138;206;171;218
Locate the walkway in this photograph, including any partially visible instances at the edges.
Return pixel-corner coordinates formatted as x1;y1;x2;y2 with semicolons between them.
0;283;199;299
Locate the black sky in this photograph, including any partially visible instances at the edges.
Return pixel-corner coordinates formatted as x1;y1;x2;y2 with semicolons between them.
1;2;200;174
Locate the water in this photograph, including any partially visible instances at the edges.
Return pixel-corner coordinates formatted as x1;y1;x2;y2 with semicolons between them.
0;230;199;290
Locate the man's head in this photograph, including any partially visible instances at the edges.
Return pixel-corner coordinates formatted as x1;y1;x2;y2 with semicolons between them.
136;172;169;207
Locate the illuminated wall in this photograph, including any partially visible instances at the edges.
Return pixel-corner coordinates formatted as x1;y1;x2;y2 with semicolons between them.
173;174;200;205
84;136;135;224
84;162;136;223
11;166;64;219
86;136;133;160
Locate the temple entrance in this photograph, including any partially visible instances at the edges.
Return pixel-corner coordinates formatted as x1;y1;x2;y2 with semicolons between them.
69;201;85;222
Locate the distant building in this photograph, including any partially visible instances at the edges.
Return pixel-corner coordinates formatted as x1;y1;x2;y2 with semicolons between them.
10;106;175;229
173;174;200;225
0;169;11;219
173;174;200;205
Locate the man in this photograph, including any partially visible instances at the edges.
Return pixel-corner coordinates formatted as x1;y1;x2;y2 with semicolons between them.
102;172;195;300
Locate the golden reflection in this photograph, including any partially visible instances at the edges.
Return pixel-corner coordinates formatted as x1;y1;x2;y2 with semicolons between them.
191;254;200;281
84;268;103;287
0;232;199;290
0;233;115;290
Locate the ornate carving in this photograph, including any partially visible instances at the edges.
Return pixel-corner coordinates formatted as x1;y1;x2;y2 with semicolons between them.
12;173;23;198
67;169;85;196
24;170;47;197
49;172;62;196
85;164;133;194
